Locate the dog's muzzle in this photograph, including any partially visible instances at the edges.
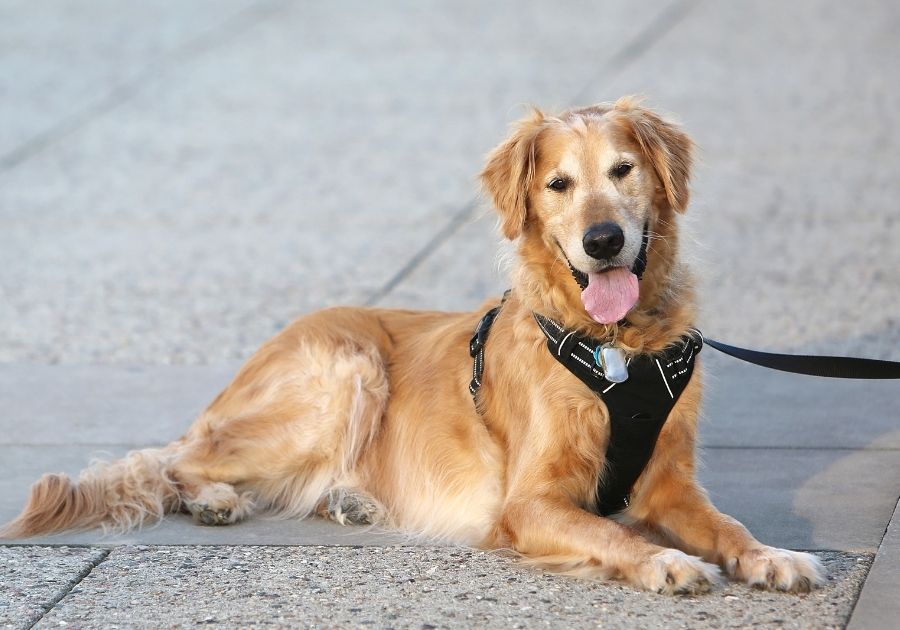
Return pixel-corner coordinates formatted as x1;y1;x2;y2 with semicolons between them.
567;222;650;290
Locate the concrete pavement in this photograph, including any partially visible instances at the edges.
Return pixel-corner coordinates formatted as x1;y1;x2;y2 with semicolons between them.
2;0;899;628
13;548;873;629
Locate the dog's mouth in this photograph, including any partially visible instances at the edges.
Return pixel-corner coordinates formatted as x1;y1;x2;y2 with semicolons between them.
557;224;649;325
579;267;640;324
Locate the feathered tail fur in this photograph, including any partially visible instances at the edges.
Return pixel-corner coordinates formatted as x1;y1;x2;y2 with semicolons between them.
0;447;181;538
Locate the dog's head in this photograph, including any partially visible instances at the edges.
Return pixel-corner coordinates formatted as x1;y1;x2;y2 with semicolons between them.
481;97;695;341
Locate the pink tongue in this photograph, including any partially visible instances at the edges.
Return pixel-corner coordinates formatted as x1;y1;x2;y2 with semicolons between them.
581;267;640;324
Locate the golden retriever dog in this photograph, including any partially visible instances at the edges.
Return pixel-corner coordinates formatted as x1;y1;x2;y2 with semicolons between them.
2;97;824;594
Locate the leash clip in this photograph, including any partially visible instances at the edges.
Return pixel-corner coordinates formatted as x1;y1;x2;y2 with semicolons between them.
594;344;629;383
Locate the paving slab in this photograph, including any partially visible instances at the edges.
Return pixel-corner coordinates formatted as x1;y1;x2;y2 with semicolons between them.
0;545;107;629
699;352;900;449
0;0;268;162
2;439;898;551
0;444;405;547
5;442;897;553
699;448;900;552
0;363;238;446
22;546;868;629
385;211;510;313
5;444;894;551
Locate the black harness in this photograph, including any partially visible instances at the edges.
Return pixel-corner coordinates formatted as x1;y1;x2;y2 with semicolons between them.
468;223;688;516
469;302;701;516
532;315;701;515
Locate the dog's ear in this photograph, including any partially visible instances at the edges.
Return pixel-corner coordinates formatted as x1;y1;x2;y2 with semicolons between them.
481;109;546;239
614;97;693;213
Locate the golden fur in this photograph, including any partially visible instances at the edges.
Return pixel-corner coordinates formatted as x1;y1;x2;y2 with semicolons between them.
2;97;824;594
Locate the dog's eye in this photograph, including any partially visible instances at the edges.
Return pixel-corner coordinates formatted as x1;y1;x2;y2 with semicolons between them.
547;177;569;192
610;162;633;178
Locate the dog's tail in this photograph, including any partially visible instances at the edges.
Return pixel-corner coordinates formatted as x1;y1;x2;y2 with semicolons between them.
0;446;182;538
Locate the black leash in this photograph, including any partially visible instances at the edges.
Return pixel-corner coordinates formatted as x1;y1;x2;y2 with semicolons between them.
702;336;900;379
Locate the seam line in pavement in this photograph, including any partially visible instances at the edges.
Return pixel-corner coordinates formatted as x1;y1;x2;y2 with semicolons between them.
365;200;481;306
364;0;700;307
846;493;900;628
569;0;701;105
0;0;289;173
26;548;111;629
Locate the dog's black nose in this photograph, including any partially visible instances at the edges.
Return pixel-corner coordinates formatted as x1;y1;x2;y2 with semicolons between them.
582;222;625;260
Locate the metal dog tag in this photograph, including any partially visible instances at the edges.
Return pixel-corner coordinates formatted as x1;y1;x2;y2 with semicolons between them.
598;344;629;383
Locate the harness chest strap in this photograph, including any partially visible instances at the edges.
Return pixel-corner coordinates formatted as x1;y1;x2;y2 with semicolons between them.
532;314;702;515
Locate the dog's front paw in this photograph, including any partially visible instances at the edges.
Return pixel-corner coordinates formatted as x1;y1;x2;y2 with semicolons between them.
726;546;825;593
634;549;722;595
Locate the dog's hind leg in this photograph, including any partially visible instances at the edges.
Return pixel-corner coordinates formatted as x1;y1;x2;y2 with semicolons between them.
169;331;390;526
1;313;390;538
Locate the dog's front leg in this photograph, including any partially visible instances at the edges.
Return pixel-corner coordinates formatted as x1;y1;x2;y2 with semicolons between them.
500;492;721;594
628;369;825;592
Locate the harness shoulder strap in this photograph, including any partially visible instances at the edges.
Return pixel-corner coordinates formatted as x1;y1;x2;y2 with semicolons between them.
469;291;510;400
